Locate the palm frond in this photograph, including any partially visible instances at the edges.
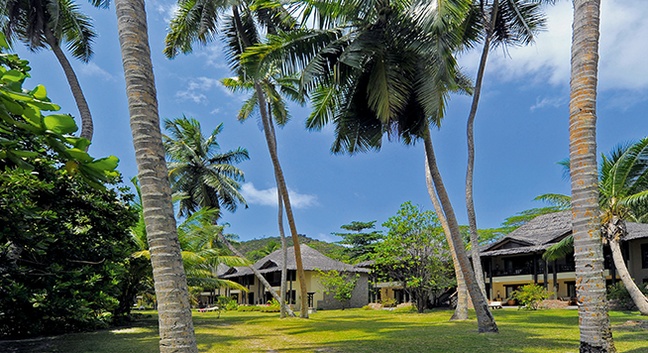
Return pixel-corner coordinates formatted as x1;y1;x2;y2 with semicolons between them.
534;193;571;209
542;235;573;261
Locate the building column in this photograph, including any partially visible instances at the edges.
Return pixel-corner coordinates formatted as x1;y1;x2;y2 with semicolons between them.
552;260;558;297
543;259;548;290
533;254;538;284
489;257;494;300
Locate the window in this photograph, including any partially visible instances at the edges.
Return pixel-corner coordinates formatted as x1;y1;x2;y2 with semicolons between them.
642;243;648;269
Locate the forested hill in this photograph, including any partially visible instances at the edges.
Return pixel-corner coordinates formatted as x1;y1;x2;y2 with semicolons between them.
235;235;347;262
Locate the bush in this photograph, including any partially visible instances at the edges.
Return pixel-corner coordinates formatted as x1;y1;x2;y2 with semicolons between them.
216;296;238;311
608;282;648;311
511;284;553;310
392;304;416;313
381;298;397;308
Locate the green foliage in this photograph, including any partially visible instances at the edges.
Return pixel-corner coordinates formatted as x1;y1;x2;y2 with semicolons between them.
380;298;397;308
317;269;359;309
0;32;118;188
374;202;454;313
236;300;280;313
392;303;417;313
220;296;239;311
0;41;135;338
607;282;648;311
0;160;137;338
163;116;249;219
511;284;552;310
333;220;382;263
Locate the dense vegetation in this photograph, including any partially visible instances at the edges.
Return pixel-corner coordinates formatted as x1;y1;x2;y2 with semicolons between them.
0;36;137;338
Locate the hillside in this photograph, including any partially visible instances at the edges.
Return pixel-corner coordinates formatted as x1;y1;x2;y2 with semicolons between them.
235;235;347;262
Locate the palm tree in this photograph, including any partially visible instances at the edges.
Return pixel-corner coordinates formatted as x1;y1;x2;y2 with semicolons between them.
165;0;311;318
426;160;468;320
543;139;648;316
568;0;615;351
163;116;249;219
113;0;198;351
1;0;103;141
463;0;550;296
243;0;498;333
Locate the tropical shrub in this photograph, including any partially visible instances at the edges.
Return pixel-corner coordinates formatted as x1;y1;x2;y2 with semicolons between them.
511;284;553;310
608;282;648;311
0;37;136;338
317;269;359;309
381;298;397;308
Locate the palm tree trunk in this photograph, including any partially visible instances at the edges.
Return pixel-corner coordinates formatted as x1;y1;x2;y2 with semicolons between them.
43;28;94;142
277;186;289;318
230;5;309;319
114;0;197;351
422;128;497;333
608;238;648;315
255;82;309;318
569;0;615;351
465;0;500;299
216;231;296;317
425;158;468;320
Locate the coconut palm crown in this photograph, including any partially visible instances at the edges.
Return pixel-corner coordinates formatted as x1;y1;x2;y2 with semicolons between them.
164;116;249;219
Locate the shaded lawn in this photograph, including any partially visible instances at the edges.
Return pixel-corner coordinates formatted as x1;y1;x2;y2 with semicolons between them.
2;309;648;353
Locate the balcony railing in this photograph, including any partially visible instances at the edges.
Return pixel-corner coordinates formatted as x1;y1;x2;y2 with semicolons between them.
491;264;575;277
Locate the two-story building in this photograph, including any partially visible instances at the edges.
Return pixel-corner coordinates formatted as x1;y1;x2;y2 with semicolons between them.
479;211;648;302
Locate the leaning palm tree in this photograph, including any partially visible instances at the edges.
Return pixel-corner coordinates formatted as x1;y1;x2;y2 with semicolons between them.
165;0;311;318
543;139;648;316
243;0;498;333
164;116;249;219
568;0;615;351
1;0;102;141
463;0;551;295
114;0;198;350
425;160;469;320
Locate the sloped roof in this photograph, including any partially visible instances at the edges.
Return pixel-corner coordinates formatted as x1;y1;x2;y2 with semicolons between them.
221;244;368;278
481;211;572;256
624;222;648;241
481;210;648;257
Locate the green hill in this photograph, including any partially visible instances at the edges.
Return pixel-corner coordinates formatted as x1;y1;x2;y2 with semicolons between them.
235;235;347;262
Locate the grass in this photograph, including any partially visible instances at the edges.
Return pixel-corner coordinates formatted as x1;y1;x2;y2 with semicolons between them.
2;309;648;353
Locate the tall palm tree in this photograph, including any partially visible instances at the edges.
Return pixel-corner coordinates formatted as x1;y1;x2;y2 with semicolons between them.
163;116;249;219
165;0;311;318
568;0;615;351
114;0;198;351
1;0;103;141
244;0;498;333
463;0;550;295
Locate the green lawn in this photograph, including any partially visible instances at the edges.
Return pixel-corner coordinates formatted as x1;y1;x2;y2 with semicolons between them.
3;309;648;353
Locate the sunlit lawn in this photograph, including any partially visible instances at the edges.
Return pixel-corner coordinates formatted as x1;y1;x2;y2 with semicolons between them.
3;309;648;353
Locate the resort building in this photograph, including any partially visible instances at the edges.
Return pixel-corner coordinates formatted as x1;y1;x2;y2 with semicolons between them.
214;245;369;310
479;211;648;303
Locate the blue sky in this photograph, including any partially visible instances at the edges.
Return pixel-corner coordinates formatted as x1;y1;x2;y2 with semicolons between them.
14;0;648;242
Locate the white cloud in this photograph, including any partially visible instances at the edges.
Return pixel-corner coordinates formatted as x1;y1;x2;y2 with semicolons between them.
197;44;230;70
459;0;648;93
530;96;568;112
241;183;318;209
176;76;229;104
79;62;114;81
154;2;179;22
